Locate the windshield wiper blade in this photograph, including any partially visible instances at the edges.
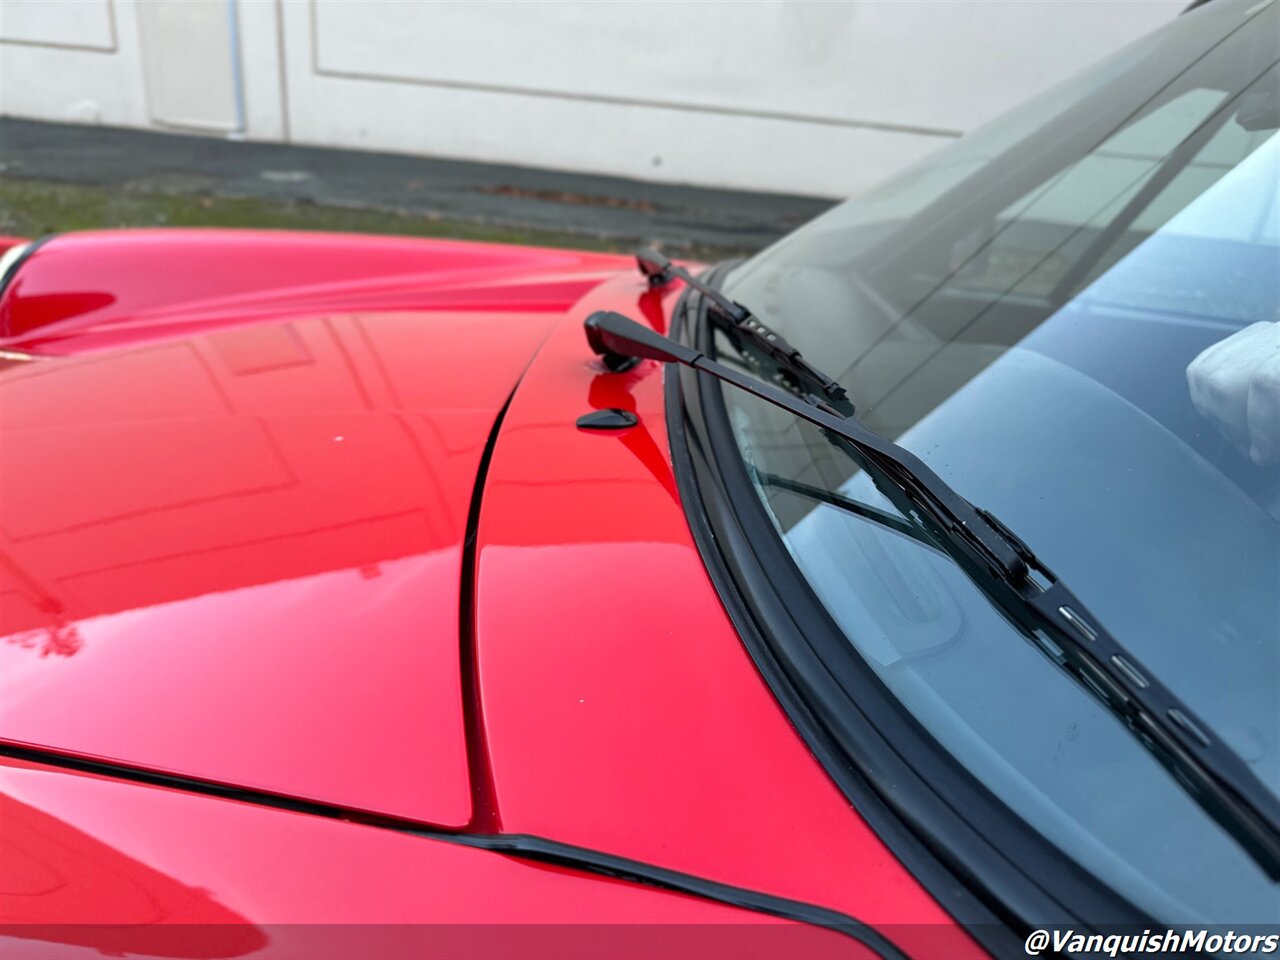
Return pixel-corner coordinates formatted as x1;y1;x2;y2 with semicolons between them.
635;249;854;415
584;308;1280;879
752;470;934;548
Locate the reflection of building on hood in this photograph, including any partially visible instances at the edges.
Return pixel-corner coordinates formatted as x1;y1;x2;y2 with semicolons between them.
1;794;267;957
6;622;84;658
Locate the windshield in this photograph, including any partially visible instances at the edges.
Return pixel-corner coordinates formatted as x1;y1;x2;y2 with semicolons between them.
719;0;1280;924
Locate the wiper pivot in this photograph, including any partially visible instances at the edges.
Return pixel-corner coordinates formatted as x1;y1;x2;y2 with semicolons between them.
635;249;853;415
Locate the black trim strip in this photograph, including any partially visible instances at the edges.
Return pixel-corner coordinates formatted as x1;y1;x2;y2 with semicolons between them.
0;742;414;827
0;743;902;959
662;286;1017;950
663;272;1160;958
472;835;908;959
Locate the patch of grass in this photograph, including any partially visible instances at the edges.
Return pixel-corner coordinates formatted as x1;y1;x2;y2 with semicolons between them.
0;177;646;253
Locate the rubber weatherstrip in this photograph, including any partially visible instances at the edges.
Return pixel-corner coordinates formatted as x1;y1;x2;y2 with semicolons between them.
463;833;909;960
662;269;1159;955
658;287;1023;947
0;743;905;960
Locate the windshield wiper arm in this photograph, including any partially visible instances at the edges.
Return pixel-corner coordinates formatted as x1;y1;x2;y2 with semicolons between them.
636;249;854;415
585;308;1280;879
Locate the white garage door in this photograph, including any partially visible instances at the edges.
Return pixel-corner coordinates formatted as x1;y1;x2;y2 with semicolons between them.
1;0;1188;197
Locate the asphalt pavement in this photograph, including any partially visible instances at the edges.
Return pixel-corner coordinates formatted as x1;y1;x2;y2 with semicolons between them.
0;118;834;256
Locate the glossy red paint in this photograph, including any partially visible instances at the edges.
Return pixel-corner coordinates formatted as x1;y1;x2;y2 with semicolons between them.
0;231;627;826
0;230;629;356
0;228;981;957
0;757;877;960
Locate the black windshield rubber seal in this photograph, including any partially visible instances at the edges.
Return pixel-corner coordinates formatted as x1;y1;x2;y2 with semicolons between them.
0;743;904;959
664;266;1163;956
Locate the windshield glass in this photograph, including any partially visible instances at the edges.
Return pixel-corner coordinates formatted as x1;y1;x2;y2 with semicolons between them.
719;0;1280;924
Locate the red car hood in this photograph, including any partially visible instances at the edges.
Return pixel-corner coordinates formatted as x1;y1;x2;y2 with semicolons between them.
0;230;629;827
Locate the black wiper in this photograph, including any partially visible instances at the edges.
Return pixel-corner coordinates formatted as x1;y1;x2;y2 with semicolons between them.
584;308;1280;880
751;470;935;549
636;249;854;415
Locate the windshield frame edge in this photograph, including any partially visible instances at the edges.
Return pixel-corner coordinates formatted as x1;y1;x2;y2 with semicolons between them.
663;264;1162;948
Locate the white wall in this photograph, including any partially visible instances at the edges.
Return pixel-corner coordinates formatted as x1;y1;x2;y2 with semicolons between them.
0;0;1187;198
